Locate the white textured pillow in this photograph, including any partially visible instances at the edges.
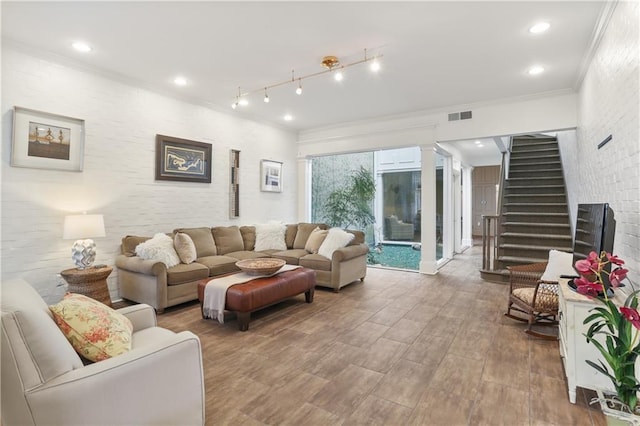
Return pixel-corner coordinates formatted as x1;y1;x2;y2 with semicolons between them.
541;249;575;282
135;233;180;267
254;222;287;251
318;228;355;259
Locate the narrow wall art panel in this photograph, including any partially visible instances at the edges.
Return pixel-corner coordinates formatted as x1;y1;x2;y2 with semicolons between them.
230;149;240;218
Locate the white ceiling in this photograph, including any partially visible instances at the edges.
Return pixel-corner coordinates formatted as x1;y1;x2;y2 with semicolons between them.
2;1;605;163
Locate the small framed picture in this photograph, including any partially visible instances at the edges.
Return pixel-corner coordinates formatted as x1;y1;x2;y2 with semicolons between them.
155;134;212;183
260;159;282;192
11;106;85;171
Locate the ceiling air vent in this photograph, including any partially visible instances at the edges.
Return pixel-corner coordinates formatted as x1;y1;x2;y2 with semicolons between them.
448;110;473;121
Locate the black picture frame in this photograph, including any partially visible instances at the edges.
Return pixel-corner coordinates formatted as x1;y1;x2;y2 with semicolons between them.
155;134;212;183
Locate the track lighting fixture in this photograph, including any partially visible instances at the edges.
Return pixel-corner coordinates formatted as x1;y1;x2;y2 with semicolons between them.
233;87;248;108
230;47;383;110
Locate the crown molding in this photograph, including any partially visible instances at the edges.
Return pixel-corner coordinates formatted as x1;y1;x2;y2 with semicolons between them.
574;1;619;90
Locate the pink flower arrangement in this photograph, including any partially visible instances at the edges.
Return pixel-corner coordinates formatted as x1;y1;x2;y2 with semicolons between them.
574;251;639;413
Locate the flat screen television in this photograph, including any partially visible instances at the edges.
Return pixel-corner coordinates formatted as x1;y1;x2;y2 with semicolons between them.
572;203;616;287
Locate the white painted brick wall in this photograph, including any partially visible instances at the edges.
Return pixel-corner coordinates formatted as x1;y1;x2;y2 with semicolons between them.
1;47;298;303
561;1;640;279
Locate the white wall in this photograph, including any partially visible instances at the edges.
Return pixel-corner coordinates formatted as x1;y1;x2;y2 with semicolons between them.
1;47;298;303
570;1;639;278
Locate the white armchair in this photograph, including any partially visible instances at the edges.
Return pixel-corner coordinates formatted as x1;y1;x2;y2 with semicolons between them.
1;278;205;426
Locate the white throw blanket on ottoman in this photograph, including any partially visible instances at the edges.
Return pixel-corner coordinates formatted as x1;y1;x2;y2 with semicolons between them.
202;264;300;323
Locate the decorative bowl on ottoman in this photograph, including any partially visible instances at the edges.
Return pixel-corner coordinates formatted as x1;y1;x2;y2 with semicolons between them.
235;258;286;275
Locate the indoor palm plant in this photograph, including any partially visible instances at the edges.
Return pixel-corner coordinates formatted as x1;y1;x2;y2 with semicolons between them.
573;251;640;421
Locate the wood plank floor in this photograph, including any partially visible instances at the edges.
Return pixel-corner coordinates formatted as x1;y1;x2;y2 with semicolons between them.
156;245;606;425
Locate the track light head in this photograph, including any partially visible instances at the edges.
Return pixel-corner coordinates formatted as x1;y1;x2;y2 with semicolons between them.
296;79;303;95
334;70;344;81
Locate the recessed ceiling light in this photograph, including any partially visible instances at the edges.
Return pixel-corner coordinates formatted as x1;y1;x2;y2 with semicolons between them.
474;140;482;144
529;22;550;34
173;76;187;86
72;41;92;53
528;66;545;76
370;60;381;72
334;71;344;82
284;114;293;121
477;144;484;148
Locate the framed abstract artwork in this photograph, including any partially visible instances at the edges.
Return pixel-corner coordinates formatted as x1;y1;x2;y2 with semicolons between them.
260;159;282;192
11;106;85;171
155;134;212;183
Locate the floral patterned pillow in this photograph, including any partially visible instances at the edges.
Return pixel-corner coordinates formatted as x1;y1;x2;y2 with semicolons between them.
49;293;133;362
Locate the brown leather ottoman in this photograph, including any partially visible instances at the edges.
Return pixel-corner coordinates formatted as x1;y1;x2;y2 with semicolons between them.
198;267;316;331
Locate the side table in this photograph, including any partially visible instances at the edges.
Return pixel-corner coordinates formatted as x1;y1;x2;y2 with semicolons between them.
60;265;113;307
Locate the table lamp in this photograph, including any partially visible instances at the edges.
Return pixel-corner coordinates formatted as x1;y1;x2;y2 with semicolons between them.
63;214;106;269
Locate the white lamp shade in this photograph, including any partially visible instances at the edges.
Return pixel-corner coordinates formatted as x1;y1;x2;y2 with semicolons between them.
63;214;106;240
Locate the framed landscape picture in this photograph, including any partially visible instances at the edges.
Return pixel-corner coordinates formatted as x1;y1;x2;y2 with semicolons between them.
11;106;85;171
260;159;282;192
155;135;212;183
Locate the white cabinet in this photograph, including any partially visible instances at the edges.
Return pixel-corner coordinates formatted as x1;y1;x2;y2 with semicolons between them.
558;280;618;403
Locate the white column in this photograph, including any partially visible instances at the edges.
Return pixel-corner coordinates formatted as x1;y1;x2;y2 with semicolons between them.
420;144;437;275
373;151;383;244
453;168;462;253
297;158;311;222
461;165;474;249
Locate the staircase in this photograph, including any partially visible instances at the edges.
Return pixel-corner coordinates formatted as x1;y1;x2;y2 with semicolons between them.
481;134;573;283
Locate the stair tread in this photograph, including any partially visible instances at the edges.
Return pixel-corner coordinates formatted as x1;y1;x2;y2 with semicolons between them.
501;232;572;239
500;243;573;251
508;177;563;181
503;212;568;216
503;222;570;227
513;138;557;143
504;202;567;206
498;255;548;264
512;147;559;151
510;169;562;173
510;160;561;164
504;192;564;197
511;153;560;158
506;184;565;189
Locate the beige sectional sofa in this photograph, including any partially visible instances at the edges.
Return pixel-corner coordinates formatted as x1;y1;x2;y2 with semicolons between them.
115;223;369;312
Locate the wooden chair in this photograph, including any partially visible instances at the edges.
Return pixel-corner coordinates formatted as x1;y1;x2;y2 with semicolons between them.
504;262;559;339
